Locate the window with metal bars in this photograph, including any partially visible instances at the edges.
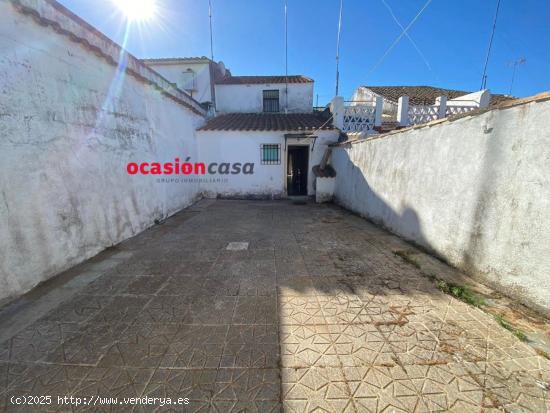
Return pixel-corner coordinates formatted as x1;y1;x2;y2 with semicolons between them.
260;144;281;165
262;90;279;113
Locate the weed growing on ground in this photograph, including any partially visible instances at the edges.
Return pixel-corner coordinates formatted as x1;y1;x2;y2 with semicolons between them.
392;250;486;307
494;314;529;342
392;248;535;345
436;280;485;307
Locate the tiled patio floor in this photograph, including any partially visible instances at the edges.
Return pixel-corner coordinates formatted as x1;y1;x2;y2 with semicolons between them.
1;200;549;412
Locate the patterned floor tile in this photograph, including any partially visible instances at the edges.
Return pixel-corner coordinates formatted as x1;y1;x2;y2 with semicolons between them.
232;296;277;325
282;367;354;412
280;324;341;368
278;296;324;325
44;323;129;366
2;201;548;413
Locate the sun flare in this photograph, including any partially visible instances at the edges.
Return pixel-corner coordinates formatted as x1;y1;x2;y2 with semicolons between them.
113;0;157;21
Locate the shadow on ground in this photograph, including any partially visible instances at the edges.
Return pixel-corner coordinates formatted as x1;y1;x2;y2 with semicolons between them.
0;200;548;412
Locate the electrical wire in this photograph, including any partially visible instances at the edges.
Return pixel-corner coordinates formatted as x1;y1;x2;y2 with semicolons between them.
480;0;501;90
380;0;436;79
366;0;433;78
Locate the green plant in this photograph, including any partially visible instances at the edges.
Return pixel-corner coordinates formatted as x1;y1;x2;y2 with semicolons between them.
436;280;485;307
494;314;528;342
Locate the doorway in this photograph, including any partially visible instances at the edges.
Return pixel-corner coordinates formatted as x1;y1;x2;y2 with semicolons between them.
287;145;309;196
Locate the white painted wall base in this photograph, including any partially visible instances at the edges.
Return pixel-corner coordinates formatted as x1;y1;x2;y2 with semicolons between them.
315;177;335;203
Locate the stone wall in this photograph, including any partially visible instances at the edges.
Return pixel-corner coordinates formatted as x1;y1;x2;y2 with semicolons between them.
332;96;550;315
0;0;205;303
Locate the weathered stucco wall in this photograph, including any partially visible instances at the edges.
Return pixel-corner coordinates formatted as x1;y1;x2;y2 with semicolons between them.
144;61;213;103
215;83;314;113
332;98;550;315
0;0;204;303
197;130;339;198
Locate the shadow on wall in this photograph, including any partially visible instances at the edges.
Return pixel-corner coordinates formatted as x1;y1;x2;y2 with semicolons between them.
461;112;499;273
335;149;432;254
331;103;550;317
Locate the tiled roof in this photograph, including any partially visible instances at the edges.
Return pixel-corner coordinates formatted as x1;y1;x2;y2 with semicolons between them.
216;75;313;85
198;113;333;131
142;56;213;64
363;85;514;107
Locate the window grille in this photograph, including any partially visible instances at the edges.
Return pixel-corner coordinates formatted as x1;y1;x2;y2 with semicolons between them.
263;90;280;112
261;144;281;165
181;69;196;91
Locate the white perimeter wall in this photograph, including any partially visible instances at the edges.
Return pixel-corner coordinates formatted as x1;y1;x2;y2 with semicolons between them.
215;83;314;113
0;1;204;303
197;130;339;198
332;99;550;315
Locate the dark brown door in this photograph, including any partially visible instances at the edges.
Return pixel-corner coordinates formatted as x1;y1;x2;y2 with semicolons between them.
287;146;309;196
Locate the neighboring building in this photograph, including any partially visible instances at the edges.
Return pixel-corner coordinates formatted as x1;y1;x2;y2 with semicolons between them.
352;85;513;106
215;75;314;114
197;75;339;198
142;56;229;110
346;85;515;131
351;85;514;120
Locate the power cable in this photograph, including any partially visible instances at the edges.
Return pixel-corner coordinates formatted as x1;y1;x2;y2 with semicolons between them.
380;0;436;80
366;0;432;78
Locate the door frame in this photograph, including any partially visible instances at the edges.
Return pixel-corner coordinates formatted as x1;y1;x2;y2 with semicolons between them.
286;144;310;196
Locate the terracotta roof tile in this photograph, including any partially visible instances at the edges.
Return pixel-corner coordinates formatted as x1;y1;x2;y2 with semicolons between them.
216;75;313;85
198;113;333;132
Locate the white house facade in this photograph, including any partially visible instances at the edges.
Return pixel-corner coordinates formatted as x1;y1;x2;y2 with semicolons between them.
198;114;337;198
197;75;339;199
215;75;314;113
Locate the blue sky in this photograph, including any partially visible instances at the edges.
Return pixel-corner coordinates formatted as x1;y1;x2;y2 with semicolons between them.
59;0;549;105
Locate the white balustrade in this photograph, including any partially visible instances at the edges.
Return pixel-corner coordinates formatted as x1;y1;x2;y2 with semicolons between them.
342;104;376;132
408;105;439;125
446;105;477;116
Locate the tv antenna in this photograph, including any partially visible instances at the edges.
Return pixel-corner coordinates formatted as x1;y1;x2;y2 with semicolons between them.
507;58;526;96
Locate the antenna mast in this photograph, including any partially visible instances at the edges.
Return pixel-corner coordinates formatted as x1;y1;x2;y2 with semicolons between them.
284;0;289;112
209;0;214;60
335;0;344;96
508;58;526;95
480;0;501;90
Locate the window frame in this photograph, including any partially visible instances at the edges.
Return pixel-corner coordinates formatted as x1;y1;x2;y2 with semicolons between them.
262;89;280;113
260;144;281;165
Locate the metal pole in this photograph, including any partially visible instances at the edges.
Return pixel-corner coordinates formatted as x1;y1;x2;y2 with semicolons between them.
335;0;343;96
209;0;214;61
480;0;501;90
285;0;288;112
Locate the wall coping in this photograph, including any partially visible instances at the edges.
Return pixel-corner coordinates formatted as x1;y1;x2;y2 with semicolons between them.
331;91;550;147
10;0;207;117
